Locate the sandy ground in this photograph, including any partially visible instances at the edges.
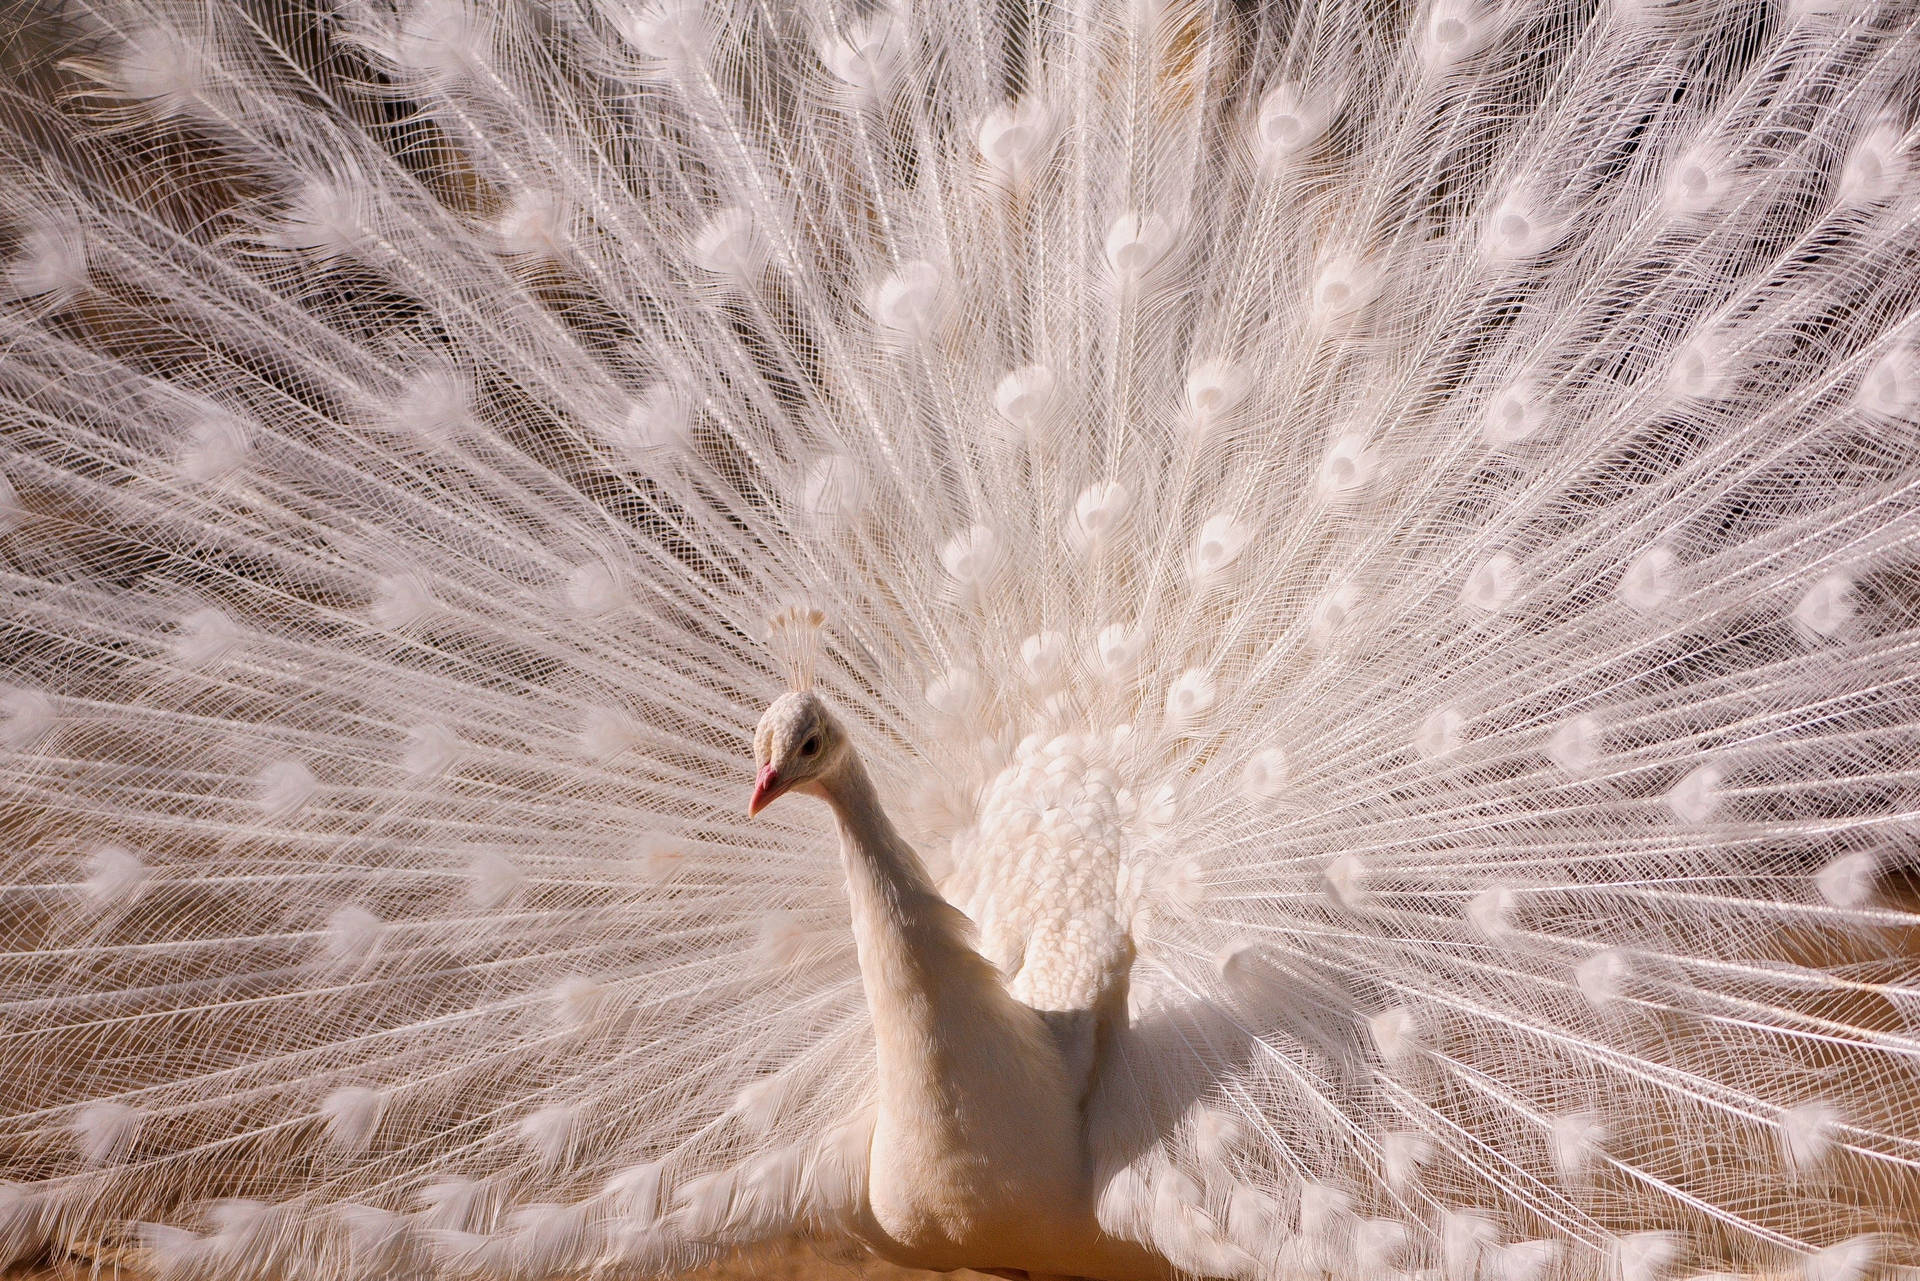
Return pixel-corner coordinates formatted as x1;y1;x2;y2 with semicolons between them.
673;1241;957;1281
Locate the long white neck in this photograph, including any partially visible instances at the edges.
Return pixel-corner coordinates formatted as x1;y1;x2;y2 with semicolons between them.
818;754;1017;1114
816;750;1090;1261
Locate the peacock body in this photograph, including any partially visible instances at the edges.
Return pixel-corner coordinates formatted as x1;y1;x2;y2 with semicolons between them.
2;0;1918;1277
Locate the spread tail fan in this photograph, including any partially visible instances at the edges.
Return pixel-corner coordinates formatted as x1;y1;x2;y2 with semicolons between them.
2;0;1918;1277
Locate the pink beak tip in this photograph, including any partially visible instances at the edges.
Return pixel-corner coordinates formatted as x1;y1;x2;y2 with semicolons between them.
749;764;780;817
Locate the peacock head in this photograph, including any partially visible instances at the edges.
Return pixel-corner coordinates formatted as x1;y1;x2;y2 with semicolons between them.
749;690;845;816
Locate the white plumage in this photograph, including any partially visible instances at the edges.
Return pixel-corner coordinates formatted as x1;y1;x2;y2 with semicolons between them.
2;0;1919;1278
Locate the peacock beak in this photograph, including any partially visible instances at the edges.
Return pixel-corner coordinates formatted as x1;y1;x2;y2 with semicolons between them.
748;764;781;817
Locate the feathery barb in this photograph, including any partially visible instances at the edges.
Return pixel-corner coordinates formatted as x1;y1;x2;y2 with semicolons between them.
767;606;828;693
1;0;1919;1278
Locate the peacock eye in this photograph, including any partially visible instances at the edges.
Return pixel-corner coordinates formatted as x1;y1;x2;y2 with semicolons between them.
801;734;820;756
